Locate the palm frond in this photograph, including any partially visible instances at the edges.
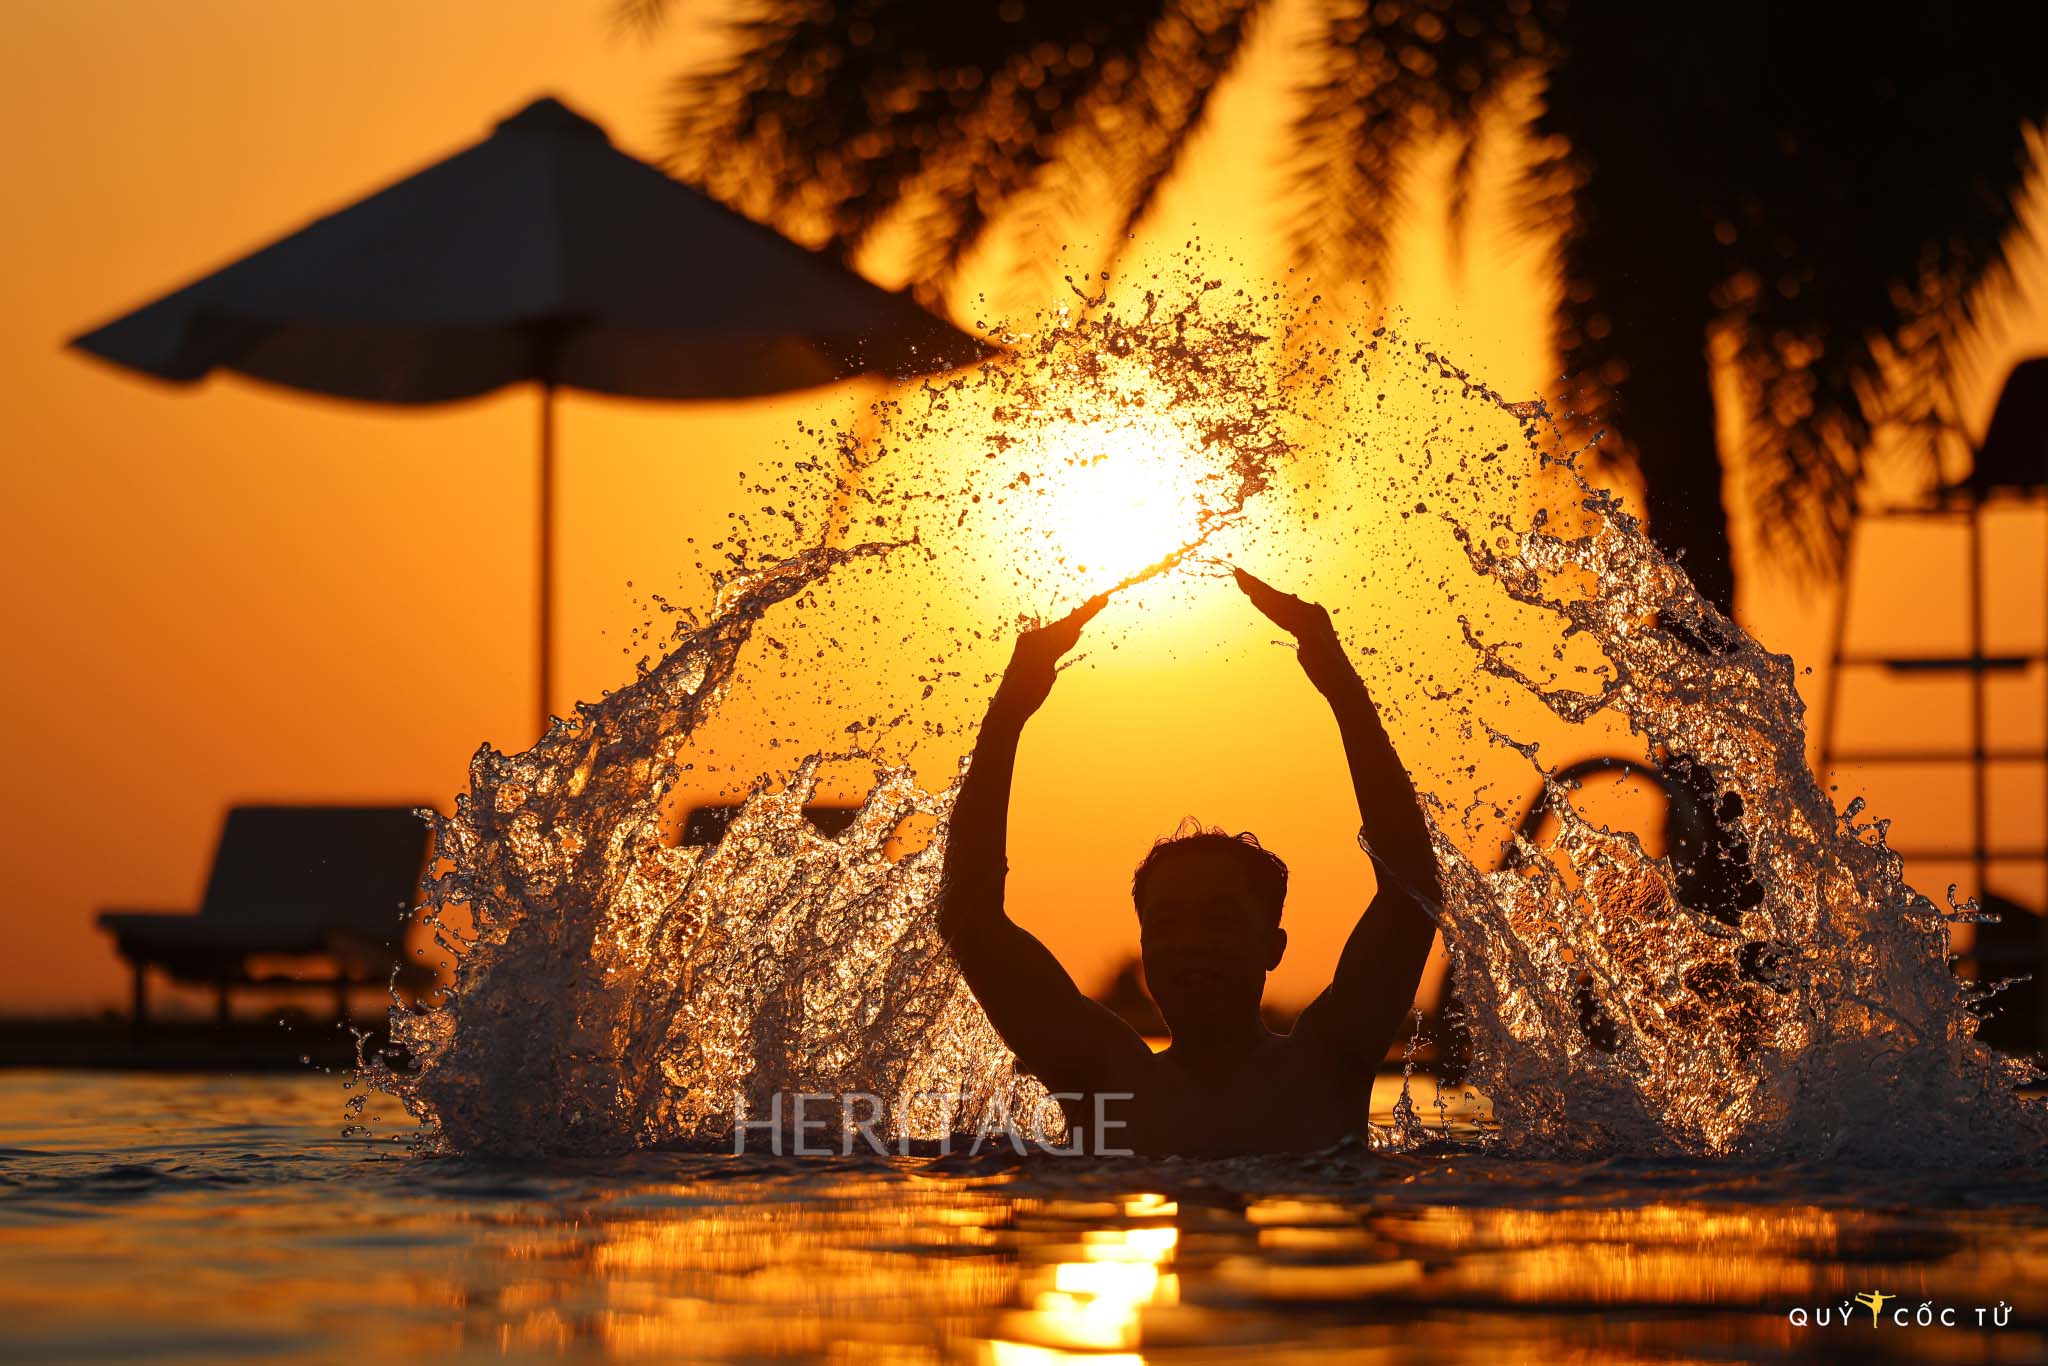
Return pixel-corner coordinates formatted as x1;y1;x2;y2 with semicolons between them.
641;0;2048;588
655;0;1261;301
1539;2;2048;577
1284;0;1552;291
609;0;673;40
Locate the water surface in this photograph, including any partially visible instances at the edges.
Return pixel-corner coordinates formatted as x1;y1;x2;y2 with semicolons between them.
3;1070;2041;1361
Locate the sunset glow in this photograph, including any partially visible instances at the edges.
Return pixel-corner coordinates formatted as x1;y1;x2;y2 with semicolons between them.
9;4;2048;1363
1016;411;1211;586
8;0;2042;1035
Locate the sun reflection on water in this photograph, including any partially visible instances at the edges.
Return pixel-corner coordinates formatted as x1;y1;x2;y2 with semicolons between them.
10;1080;2035;1362
992;1213;1181;1356
394;1162;2048;1361
6;1136;2045;1363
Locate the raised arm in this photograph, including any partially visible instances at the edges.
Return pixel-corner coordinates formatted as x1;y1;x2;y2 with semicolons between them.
1233;569;1441;1072
939;595;1150;1093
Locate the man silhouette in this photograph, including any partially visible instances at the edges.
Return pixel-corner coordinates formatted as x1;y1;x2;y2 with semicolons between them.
939;568;1443;1155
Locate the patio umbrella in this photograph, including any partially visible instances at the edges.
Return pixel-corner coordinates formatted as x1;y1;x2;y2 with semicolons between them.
69;94;991;736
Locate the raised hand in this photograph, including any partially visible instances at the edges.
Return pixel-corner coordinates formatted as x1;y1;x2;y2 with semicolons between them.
1230;566;1439;1074
1231;567;1356;694
993;592;1111;719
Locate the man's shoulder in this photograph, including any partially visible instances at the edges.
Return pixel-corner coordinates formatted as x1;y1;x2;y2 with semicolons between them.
1283;995;1390;1075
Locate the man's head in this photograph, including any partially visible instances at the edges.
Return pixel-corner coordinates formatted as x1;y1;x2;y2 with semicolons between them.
1130;821;1288;1032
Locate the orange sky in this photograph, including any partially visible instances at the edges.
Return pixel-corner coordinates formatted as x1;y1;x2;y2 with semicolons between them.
4;0;2043;1016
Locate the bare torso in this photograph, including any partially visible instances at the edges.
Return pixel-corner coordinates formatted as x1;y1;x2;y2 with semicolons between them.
1056;1028;1370;1157
940;575;1441;1164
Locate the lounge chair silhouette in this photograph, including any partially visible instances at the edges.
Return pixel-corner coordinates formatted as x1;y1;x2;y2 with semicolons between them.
98;805;432;1027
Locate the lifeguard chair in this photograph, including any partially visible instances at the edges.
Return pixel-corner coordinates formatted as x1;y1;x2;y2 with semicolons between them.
1818;357;2048;1051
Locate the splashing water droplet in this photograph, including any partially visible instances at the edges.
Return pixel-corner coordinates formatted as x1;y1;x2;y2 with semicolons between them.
363;275;2042;1164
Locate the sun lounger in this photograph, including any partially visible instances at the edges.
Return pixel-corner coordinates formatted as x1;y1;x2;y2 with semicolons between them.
98;805;432;1026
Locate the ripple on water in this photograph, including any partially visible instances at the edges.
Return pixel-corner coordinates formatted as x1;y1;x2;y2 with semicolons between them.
7;1072;2045;1361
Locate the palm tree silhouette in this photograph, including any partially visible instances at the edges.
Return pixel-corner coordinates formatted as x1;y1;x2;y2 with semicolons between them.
625;0;2047;612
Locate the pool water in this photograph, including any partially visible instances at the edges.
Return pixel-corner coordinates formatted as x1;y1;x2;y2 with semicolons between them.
1;1070;2042;1362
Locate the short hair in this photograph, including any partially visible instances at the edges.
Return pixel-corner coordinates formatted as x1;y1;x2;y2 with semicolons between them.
1130;818;1288;926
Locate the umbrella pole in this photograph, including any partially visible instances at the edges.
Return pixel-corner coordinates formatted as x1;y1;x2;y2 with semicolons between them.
538;380;556;738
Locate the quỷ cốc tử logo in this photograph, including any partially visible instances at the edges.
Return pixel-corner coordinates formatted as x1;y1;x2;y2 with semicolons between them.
1787;1295;2013;1329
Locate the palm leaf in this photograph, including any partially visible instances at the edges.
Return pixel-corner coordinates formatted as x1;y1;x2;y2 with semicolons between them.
1284;0;1552;290
634;0;2048;584
1534;2;2047;578
642;0;1262;302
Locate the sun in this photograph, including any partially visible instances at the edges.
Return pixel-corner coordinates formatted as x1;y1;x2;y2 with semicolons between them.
1021;411;1210;586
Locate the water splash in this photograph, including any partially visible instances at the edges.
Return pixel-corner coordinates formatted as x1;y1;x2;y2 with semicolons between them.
368;281;2042;1165
374;280;1295;1154
1432;467;2043;1161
